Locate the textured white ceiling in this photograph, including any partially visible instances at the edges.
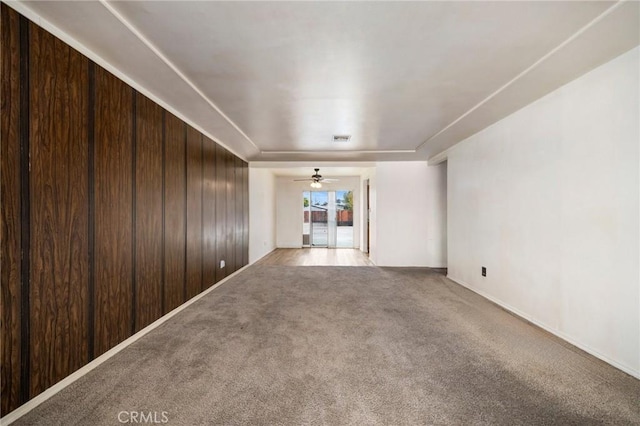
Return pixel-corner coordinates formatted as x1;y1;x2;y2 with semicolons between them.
14;1;640;162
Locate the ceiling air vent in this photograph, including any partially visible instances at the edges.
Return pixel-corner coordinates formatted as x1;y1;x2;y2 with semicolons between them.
333;135;351;142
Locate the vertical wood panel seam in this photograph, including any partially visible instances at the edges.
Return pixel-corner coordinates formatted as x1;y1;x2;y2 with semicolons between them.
87;60;96;361
200;134;204;292
131;90;137;335
161;110;166;314
18;14;30;405
213;142;217;285
240;161;244;268
182;123;187;303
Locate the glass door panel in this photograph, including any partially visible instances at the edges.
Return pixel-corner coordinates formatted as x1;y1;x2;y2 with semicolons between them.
310;191;328;247
327;191;337;248
302;191;311;247
336;190;354;248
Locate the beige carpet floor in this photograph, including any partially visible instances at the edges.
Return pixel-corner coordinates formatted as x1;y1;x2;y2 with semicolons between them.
13;266;640;425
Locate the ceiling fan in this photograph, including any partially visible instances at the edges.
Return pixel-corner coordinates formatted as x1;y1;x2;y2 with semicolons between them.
293;168;339;188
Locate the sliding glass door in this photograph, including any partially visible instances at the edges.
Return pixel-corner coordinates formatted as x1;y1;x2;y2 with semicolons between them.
302;190;354;248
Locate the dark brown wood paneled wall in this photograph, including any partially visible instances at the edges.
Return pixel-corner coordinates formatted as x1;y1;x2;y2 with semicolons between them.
0;5;249;416
225;150;236;273
163;112;186;313
93;65;134;357
235;157;244;273
202;137;217;289
1;4;22;415
186;125;203;299
28;20;90;398
243;162;249;266
215;144;228;282
134;93;164;331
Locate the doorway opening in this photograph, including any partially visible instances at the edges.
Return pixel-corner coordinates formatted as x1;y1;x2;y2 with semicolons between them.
302;190;354;248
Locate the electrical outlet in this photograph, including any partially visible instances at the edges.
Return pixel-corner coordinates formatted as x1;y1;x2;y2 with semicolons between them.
220;260;225;269
482;267;486;277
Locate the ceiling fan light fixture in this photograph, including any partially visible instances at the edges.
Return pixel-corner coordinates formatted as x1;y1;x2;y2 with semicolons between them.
293;168;337;186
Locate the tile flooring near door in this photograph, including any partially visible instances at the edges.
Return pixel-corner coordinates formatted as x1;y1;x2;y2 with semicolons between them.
257;248;374;266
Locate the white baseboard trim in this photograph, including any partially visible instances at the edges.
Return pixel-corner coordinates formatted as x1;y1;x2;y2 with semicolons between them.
0;265;250;426
446;275;640;380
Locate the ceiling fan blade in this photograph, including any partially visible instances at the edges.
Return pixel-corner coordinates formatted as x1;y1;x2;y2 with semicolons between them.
293;169;339;183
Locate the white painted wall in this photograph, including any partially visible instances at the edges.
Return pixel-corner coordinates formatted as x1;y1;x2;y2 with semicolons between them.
446;47;639;377
275;177;361;248
249;168;276;263
374;162;447;267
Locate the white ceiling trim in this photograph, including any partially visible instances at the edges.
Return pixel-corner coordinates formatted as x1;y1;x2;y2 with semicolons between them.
250;161;376;169
415;0;625;153
261;149;416;155
99;0;261;153
426;147;453;166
